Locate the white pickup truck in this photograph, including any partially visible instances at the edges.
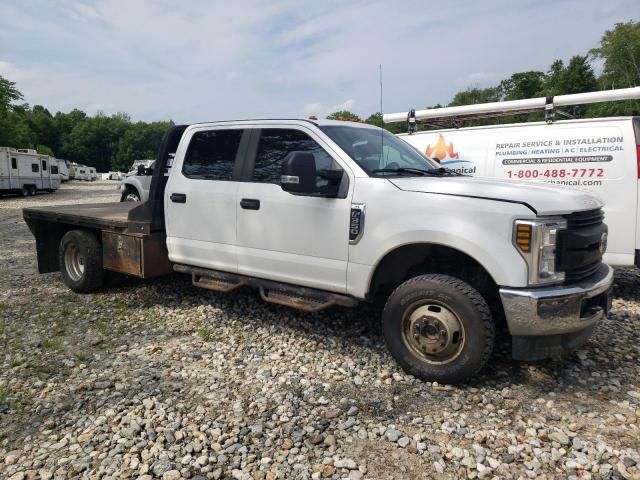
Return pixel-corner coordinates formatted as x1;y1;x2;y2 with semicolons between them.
23;120;613;383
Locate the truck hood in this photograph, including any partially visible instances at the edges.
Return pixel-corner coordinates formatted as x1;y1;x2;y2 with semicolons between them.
388;176;603;216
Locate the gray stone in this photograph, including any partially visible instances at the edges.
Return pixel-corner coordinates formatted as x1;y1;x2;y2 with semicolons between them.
385;428;401;442
548;432;570;445
335;458;358;469
163;470;181;480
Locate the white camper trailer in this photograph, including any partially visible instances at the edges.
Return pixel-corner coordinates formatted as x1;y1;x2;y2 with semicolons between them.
385;87;640;267
0;147;62;196
57;160;70;182
70;163;90;181
87;166;97;181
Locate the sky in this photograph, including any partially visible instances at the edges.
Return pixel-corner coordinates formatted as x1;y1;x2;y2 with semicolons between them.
0;0;637;124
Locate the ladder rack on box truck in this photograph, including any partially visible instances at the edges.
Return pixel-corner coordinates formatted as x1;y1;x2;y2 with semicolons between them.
383;87;640;130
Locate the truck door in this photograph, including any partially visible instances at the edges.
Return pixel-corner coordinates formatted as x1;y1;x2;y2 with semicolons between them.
165;127;247;273
235;127;351;293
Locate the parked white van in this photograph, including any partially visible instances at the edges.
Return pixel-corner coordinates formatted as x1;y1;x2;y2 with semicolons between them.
0;147;61;196
397;116;639;267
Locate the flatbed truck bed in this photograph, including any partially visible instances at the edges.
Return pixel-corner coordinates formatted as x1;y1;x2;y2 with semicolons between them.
23;202;173;279
23;202;136;231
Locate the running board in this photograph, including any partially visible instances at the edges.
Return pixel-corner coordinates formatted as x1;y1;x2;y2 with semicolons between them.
192;273;247;292
173;264;358;312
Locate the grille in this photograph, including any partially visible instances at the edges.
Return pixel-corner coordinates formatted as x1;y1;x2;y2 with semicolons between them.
566;209;604;229
563;261;602;283
558;209;605;283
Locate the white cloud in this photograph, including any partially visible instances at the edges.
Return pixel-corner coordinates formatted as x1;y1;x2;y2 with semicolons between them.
0;0;636;122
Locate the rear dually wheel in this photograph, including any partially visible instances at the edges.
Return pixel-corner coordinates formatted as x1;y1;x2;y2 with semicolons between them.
58;230;104;293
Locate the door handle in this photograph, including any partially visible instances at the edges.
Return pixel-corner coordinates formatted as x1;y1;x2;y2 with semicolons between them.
240;198;260;210
170;193;187;203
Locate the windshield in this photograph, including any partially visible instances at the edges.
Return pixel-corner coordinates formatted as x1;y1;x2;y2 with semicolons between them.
320;125;439;176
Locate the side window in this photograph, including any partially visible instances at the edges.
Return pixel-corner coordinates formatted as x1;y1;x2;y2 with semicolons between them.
183;129;244;180
31;163;39;173
252;129;336;184
51;165;59;174
11;157;17;169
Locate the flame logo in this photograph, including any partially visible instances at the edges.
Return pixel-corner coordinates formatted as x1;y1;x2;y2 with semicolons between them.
425;134;459;162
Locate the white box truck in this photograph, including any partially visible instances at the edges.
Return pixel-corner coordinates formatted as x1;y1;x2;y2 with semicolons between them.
387;87;640;267
1;147;61;196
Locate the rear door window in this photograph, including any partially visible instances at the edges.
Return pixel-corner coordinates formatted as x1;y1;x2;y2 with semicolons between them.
183;129;244;180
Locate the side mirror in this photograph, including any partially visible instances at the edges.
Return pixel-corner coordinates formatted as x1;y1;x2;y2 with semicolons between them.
280;151;343;197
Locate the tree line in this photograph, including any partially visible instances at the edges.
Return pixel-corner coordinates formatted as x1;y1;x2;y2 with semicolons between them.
0;21;638;172
0;81;173;172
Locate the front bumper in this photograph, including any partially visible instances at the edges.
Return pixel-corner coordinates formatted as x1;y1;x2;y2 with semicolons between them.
499;264;613;360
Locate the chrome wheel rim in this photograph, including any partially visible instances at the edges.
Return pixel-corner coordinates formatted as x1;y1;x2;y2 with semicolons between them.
402;303;465;364
64;244;85;281
124;193;139;202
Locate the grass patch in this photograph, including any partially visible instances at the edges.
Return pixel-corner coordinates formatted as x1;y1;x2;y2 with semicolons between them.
0;302;8;311
25;355;57;378
75;351;90;363
0;386;9;404
41;336;64;353
199;326;220;342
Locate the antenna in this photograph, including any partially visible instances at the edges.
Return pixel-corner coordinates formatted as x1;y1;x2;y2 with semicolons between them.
379;64;384;163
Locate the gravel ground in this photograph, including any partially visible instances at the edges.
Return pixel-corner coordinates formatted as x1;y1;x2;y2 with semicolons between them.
0;181;639;480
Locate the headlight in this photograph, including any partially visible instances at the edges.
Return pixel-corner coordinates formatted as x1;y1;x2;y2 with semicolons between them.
514;218;567;285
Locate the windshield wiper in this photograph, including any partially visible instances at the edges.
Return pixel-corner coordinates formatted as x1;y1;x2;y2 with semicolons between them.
371;167;428;176
425;167;464;176
371;167;462;177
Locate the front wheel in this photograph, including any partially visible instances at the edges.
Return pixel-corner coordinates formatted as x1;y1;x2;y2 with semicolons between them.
58;230;104;293
120;187;140;202
382;274;495;384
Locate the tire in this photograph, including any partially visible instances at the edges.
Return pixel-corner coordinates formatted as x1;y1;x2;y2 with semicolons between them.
381;274;495;384
58;230;104;293
120;187;140;202
28;186;36;196
21;186;29;197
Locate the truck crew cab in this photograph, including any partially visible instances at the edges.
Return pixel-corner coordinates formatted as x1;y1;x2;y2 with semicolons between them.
23;120;613;383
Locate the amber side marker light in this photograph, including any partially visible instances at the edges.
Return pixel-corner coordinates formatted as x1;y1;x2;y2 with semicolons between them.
516;224;532;253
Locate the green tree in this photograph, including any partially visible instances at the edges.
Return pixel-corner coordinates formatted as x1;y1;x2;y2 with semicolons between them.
589;21;640;116
364;112;383;127
113;121;173;171
28;105;60;153
326;110;361;122
543;60;565;95
448;87;501;106
558;56;597;95
590;21;640;89
498;71;545;100
62;112;131;171
0;75;24;112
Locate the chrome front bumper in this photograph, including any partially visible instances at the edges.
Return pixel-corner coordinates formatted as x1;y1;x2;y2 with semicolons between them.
500;263;613;337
